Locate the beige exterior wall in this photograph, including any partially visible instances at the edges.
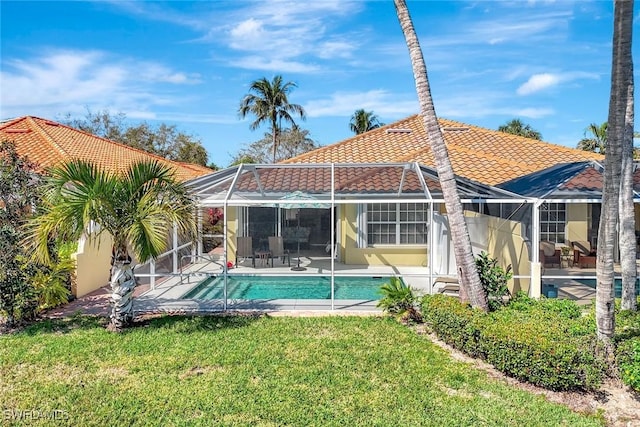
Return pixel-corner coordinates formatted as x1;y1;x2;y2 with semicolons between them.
226;207;239;265
466;211;531;294
566;203;589;244
341;204;428;266
72;233;112;298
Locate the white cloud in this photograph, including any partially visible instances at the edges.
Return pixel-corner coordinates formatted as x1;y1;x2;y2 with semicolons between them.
229;57;320;73
305;90;418;118
517;73;560;95
517;71;599;95
317;41;354;59
127;111;238;124
0;50;200;119
433;90;554;119
425;9;573;48
229;18;265;43
515;107;555;118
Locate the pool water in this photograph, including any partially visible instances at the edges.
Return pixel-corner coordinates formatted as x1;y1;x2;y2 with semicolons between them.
182;275;392;300
579;278;640;298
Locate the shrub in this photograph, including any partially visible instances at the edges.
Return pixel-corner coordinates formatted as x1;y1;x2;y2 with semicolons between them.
377;277;422;323
0;141;41;326
478;309;603;390
615;306;640;391
421;295;483;357
616;337;640;392
30;257;74;310
475;251;512;311
421;294;605;391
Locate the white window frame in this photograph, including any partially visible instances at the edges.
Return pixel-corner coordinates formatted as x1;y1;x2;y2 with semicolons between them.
364;203;429;247
540;202;566;243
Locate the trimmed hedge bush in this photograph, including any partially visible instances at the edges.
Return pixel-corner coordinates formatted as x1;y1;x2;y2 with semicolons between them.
616;337;640;391
422;294;605;391
615;305;640;391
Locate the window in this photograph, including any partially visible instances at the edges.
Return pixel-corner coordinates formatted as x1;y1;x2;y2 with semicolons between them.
540;202;566;243
366;203;428;245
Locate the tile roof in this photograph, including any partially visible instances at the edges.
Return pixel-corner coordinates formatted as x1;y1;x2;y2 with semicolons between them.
282;114;604;186
190;164;518;204
0;116;211;181
500;161;640;198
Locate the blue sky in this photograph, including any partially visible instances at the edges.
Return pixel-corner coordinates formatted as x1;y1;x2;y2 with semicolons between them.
1;1;638;167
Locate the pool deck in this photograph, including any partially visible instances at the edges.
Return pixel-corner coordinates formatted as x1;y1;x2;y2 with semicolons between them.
48;257;631;319
135;256;432;314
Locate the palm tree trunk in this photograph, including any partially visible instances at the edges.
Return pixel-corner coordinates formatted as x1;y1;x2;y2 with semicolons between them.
272;128;277;163
109;246;136;331
618;0;637;312
596;0;634;348
394;0;487;311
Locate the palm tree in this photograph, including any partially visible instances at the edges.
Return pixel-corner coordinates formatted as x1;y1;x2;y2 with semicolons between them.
497;119;542;140
596;0;634;349
615;3;637;313
350;109;385;134
238;75;306;163
28;159;196;330
394;0;488;311
577;122;608;154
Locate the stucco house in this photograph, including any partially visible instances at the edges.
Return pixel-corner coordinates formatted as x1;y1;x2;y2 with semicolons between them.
0;116;212;297
187;114;638;303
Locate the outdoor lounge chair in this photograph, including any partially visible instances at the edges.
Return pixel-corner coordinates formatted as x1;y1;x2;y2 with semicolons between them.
539;240;561;268
572;240;596;268
236;236;255;267
268;236;290;267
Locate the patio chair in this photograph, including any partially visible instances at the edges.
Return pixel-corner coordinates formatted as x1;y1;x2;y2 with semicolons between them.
236;236;255;267
268;236;290;267
539;240;561;268
572;240;596;268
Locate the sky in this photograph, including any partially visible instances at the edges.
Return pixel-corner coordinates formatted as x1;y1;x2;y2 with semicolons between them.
1;1;639;168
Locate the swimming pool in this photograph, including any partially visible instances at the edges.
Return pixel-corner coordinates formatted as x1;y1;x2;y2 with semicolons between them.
579;278;640;298
181;275;392;300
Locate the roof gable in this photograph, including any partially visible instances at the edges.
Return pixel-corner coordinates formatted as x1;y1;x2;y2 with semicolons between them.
499;161;640;199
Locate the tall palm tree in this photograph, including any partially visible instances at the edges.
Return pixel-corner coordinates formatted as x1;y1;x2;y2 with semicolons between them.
497;118;542;140
577;122;608;154
615;2;637;313
350;109;385;134
28;159;196;330
394;0;488;311
238;75;306;163
597;0;634;349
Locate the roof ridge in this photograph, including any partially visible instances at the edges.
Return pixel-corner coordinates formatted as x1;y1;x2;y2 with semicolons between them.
27;117;72;160
0;116;30;131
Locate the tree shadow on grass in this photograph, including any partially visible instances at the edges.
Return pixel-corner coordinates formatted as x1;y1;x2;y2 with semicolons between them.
8;311;265;337
134;312;265;335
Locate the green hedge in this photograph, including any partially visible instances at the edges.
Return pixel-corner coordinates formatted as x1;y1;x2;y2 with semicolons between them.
421;294;605;391
419;294;484;357
616;337;640;391
615;305;640;392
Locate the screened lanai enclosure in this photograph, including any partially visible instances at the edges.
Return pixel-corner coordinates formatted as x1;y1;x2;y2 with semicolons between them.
499;161;640;301
134;161;640;312
136;162;530;312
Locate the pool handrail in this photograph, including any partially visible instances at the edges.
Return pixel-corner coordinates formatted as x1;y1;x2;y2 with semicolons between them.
179;254;225;286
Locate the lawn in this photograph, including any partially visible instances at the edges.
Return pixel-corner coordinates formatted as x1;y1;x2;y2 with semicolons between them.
0;315;603;427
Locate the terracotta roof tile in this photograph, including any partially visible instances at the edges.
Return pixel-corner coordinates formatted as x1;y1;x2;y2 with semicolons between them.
0;116;211;181
283;115;603;186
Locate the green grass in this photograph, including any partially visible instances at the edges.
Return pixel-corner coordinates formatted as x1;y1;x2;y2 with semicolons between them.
0;315;603;426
